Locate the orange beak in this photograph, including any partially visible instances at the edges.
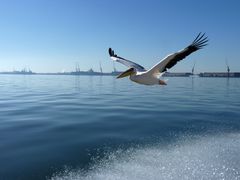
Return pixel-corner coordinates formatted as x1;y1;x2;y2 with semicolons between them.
117;68;134;79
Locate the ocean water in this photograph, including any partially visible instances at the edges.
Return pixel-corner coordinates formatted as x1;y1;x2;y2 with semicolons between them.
0;75;240;180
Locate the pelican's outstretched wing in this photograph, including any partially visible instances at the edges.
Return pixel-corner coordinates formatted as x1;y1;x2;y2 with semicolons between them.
147;33;208;76
108;48;146;72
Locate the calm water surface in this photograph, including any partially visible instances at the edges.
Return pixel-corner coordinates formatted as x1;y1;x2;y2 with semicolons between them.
0;75;240;180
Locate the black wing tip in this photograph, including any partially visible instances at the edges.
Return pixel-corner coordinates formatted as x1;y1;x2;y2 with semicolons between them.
191;32;209;50
108;48;115;57
109;48;120;58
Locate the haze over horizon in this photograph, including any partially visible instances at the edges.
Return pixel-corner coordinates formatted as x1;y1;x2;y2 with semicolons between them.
0;0;240;73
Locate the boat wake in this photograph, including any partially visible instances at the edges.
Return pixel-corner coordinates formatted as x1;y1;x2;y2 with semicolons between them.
50;133;240;180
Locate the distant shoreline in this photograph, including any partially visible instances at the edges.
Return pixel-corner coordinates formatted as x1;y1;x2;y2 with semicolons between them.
1;71;240;77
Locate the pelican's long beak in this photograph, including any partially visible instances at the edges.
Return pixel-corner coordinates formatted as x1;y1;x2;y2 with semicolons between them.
117;68;134;79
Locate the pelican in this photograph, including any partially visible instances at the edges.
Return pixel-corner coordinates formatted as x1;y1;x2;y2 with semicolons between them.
109;33;208;85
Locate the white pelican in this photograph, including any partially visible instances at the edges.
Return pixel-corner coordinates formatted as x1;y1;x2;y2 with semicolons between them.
109;33;208;85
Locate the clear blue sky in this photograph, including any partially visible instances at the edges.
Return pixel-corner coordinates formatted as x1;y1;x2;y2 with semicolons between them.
0;0;240;73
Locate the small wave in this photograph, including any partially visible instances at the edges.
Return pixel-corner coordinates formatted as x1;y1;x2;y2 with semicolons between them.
50;133;240;180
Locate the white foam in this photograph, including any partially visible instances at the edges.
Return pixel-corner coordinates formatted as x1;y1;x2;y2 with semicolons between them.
50;133;240;180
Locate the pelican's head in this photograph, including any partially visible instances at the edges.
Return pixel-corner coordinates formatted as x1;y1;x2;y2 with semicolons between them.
117;68;135;78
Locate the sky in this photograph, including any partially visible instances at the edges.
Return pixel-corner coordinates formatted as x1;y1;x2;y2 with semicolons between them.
0;0;240;73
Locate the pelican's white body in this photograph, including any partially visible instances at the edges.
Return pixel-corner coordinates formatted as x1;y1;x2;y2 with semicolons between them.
130;71;162;85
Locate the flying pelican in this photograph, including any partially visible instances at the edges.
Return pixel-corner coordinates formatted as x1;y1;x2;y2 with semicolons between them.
109;33;208;85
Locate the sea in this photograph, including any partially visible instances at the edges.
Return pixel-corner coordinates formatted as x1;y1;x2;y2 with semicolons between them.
0;75;240;180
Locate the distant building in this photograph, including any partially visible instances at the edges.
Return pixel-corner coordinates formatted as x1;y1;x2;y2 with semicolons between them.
0;68;35;75
199;72;240;77
88;68;94;73
163;72;191;77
